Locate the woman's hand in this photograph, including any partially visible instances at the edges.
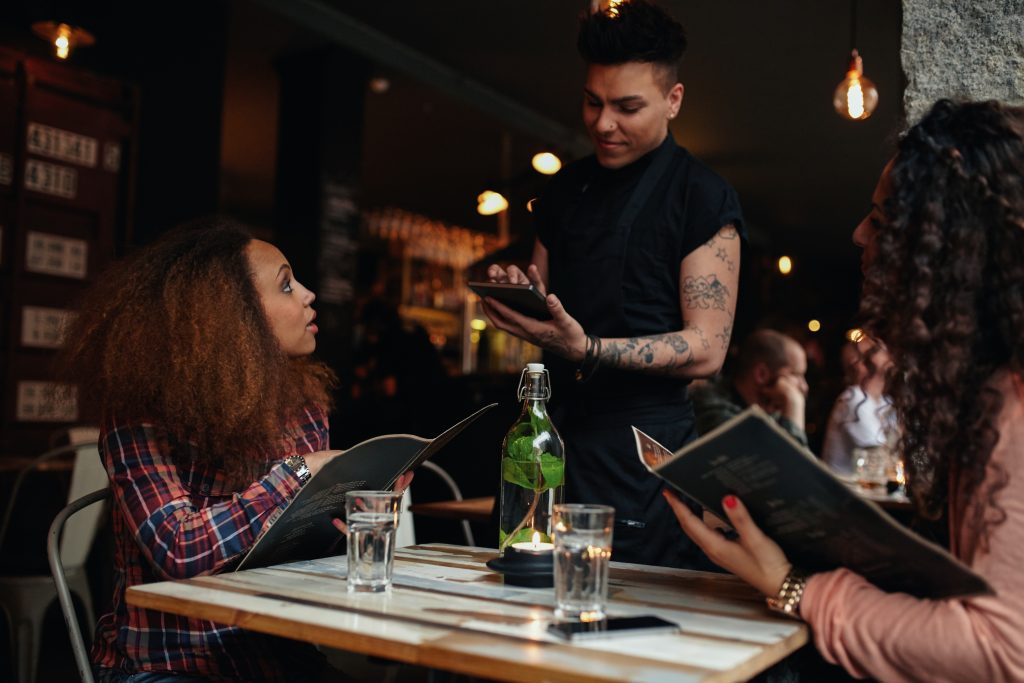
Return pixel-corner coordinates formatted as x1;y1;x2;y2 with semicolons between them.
303;449;343;477
481;263;587;362
332;471;415;535
663;490;792;597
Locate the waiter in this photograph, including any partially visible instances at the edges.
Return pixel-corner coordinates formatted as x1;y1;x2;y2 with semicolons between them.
483;0;743;568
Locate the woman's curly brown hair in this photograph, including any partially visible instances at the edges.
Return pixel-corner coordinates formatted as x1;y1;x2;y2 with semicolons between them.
59;217;335;484
859;100;1024;549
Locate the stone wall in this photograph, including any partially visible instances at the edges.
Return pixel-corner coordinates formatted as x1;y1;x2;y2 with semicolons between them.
902;0;1024;124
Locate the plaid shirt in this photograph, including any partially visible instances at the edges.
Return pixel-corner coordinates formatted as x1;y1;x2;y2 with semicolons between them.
92;407;331;682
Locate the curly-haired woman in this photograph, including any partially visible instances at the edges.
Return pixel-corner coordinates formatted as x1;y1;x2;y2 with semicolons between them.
62;218;406;682
666;99;1024;682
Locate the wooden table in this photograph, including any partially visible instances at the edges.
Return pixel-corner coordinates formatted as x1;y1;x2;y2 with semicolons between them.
127;544;807;683
408;496;494;523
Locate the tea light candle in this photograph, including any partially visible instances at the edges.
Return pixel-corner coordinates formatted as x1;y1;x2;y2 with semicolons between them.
486;531;554;587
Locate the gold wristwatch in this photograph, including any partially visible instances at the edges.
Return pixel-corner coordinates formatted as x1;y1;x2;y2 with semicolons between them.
283;454;311;485
766;568;807;619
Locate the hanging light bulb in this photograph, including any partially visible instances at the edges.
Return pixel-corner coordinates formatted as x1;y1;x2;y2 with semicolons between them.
531;152;561;175
833;49;879;121
477;190;508;216
31;21;95;61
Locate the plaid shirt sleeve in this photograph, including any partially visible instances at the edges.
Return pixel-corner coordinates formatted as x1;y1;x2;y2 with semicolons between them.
102;408;328;580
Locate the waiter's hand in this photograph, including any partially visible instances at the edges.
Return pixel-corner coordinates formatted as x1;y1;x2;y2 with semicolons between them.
482;263;586;362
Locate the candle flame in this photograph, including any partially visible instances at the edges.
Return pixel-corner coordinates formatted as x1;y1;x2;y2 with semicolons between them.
531;530;540;548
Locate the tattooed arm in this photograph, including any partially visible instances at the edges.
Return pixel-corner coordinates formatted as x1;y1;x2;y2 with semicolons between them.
481;228;739;379
598;225;740;378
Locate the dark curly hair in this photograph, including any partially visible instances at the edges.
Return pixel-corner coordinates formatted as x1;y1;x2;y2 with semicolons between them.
59;217;335;485
578;0;687;90
858;99;1024;550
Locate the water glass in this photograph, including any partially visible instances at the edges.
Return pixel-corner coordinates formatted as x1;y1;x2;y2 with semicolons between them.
345;490;402;593
552;504;614;621
853;446;890;490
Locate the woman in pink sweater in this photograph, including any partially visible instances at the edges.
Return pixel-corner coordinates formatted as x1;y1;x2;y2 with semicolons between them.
666;98;1024;683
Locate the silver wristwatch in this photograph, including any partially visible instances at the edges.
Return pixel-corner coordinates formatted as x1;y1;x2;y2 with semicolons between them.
283;454;311;485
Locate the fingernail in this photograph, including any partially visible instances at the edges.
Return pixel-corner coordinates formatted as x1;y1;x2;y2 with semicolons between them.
724;495;738;509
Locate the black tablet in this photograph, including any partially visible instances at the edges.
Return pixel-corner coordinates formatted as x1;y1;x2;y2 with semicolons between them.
468;281;552;320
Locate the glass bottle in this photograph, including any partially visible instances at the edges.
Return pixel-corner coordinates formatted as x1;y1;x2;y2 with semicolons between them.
498;362;565;554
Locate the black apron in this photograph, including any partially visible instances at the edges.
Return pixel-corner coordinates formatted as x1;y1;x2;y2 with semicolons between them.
543;136;713;569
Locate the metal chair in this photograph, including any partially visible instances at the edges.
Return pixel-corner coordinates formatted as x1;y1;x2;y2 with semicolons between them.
0;441;107;683
413;461;476;547
48;488;109;683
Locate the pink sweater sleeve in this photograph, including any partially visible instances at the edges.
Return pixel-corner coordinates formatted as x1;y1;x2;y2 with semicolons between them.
800;376;1024;683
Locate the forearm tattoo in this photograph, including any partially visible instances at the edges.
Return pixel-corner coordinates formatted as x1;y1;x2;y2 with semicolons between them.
537;329;575;359
683;274;729;311
601;333;695;371
714;317;734;352
685;321;711;351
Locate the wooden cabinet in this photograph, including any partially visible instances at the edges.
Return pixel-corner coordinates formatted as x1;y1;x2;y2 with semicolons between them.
0;48;137;454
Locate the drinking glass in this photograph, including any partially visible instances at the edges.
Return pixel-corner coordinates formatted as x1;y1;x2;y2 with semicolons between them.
853;446;890;490
345;490;402;593
552;504;614;621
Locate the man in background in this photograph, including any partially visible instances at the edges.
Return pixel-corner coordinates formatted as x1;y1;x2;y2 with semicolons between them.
691;328;809;446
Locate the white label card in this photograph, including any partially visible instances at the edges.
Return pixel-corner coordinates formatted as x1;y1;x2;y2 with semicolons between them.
16;381;78;422
25;230;88;279
21;306;76;349
27;122;99;167
24;159;78;199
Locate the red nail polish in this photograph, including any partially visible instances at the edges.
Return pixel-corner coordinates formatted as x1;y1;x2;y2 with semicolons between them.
724;495;738;509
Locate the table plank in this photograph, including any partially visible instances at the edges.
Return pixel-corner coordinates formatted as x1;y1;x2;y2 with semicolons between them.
127;544;806;683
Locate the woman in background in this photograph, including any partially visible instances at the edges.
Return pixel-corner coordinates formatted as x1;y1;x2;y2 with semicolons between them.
667;99;1024;682
62;218;406;682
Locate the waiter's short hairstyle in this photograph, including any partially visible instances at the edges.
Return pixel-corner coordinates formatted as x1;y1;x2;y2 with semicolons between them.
577;0;688;91
733;329;796;379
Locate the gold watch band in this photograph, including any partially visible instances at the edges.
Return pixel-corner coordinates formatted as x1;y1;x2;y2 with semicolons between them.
766;568;807;619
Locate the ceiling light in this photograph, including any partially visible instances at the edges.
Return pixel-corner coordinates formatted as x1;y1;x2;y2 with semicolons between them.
477;190;508;216
833;1;878;121
777;255;792;275
531;152;561;175
834;50;878;121
32;21;94;61
808;320;821;333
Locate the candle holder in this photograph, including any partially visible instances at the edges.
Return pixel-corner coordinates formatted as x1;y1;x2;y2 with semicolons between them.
486;544;554;588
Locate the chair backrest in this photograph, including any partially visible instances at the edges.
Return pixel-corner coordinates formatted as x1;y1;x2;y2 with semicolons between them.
396;488;416;548
48;488;109;683
416;461;475;547
0;439;108;570
62;444;108;568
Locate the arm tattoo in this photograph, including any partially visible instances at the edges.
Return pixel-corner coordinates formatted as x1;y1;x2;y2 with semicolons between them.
718;225;738;240
601;333;695;371
714;318;734;351
683;274;730;311
537;330;574;358
685;321;711;351
703;225;738;250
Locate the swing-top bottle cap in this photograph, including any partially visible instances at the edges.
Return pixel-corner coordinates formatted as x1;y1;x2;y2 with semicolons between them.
526;363;545;373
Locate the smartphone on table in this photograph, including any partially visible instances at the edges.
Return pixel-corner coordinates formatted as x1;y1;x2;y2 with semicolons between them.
546;615;681;641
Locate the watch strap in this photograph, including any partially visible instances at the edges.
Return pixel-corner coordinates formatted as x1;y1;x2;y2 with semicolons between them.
283;454;311;485
766;568;807;619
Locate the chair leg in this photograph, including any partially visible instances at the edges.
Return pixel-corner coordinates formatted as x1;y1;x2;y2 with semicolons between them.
15;608;43;683
67;571;95;644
